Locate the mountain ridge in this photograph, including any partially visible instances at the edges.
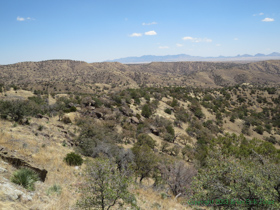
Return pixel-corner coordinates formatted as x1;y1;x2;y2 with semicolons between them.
107;52;280;63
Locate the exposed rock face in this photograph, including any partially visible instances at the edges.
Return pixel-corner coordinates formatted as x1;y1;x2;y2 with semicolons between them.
0;147;47;182
0;178;32;202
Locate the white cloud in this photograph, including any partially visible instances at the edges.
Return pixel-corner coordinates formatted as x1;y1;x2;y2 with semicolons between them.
234;38;238;41
182;36;194;40
253;12;264;16
176;44;183;47
159;46;169;49
216;44;221;47
17;16;25;21
262;18;274;22
129;33;142;37
142;22;157;26
182;36;212;43
145;30;157;35
17;16;35;21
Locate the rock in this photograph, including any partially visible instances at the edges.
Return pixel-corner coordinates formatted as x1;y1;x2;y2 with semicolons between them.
0;148;48;182
81;97;95;107
41;133;50;138
150;125;160;136
95;111;103;119
36;114;49;121
0;179;32;202
131;116;139;124
120;107;133;116
56;125;65;129
0;167;7;173
68;102;75;108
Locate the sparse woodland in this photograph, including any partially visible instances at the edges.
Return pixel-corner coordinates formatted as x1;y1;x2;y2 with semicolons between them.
0;61;280;209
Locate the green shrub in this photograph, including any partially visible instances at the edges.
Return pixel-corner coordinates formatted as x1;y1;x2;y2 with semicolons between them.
47;184;62;196
64;152;83;166
11;168;39;191
165;124;175;136
141;104;152;118
254;125;264;135
136;134;156;149
164;108;172;115
38;125;44;131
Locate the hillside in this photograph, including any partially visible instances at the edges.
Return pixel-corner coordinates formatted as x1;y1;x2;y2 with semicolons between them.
1;60;280;94
1;60;280;209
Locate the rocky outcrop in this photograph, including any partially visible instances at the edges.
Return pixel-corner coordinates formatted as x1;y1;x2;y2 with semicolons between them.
0;147;47;182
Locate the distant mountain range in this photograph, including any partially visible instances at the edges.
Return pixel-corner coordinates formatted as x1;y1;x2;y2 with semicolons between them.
107;52;280;63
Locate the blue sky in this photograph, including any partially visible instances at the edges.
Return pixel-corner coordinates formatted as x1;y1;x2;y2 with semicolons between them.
0;0;279;64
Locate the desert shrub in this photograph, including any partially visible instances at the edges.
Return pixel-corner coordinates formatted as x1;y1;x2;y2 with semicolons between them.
170;98;179;107
170;145;181;156
164;108;172;115
265;136;278;144
64;152;83;166
254;125;264;135
175;109;189;123
203;94;213;101
141;104;152;118
182;145;195;161
0;99;41;122
136;134;156;149
266;87;276;94
76;122;121;157
165;124;175;136
163;133;174;143
62;116;71;124
28;96;45;105
11;168;39;191
47;184;62;196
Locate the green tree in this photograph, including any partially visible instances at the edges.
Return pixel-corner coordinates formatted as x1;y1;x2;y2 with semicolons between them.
132;144;158;183
191;151;280;209
77;158;136;210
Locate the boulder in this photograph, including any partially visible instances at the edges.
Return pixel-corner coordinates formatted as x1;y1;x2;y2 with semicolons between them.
131;117;139;124
0;179;32;202
150;125;160;136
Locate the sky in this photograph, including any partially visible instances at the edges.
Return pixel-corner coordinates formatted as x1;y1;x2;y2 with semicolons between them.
0;0;280;64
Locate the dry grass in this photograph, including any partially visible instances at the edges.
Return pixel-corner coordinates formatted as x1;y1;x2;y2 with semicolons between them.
131;186;192;210
0;118;82;209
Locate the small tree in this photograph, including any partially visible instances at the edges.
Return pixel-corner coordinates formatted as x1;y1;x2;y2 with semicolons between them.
77;159;136;210
160;160;196;197
132;144;158;183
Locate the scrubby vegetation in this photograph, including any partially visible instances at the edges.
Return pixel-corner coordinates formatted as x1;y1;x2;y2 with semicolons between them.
64;152;83;166
11;168;39;191
1;81;280;209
